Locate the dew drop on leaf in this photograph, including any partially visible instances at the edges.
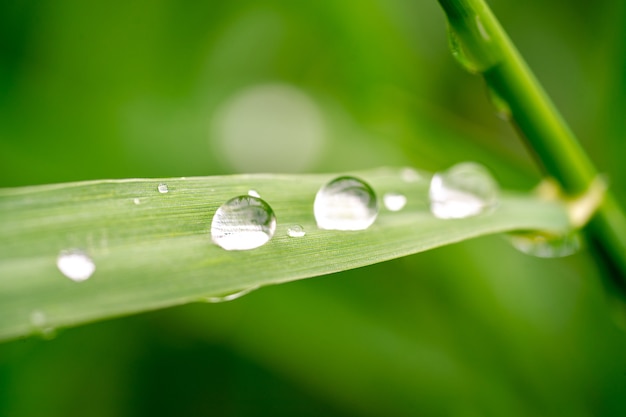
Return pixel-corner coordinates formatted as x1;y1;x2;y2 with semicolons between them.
429;162;498;219
400;167;422;183
383;193;407;212
205;285;260;303
56;249;96;282
30;310;57;339
287;224;306;237
314;176;378;231
211;196;277;250
157;183;169;194
508;231;580;258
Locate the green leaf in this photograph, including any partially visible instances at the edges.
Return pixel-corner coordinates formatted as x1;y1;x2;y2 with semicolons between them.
0;167;570;341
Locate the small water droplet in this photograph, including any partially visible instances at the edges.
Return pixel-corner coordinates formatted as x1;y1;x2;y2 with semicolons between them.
57;249;96;282
30;310;56;339
447;25;481;74
383;193;407;212
429;162;498;219
445;21;497;74
30;310;46;327
314;176;378;231
133;198;141;205
157;183;169;194
400;167;422;183
211;196;277;250
248;189;260;198
287;224;306;237
206;285;260;303
508;231;580;258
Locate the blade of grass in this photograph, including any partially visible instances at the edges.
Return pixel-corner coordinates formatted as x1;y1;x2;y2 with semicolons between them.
0;168;570;341
437;0;626;292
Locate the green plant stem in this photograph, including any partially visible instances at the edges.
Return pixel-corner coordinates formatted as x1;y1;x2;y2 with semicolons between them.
438;0;626;291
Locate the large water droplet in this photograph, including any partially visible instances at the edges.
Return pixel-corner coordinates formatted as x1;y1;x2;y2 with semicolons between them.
157;183;169;194
383;193;407;212
314;176;378;231
508;231;580;258
211;196;277;250
287;224;306;237
206;285;260;303
57;249;96;282
429;162;498;219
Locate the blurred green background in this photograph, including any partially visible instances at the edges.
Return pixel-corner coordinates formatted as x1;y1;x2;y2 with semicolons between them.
1;0;626;415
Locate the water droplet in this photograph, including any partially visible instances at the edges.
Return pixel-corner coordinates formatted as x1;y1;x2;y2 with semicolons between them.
447;25;482;74
206;285;259;303
30;310;46;326
211;196;277;250
383;193;407;212
56;249;95;282
400;167;422;183
429;162;498;219
508;231;580;258
314;176;378;231
445;21;497;74
157;183;169;194
133;198;141;205
287;224;306;237
248;189;260;198
30;310;56;339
